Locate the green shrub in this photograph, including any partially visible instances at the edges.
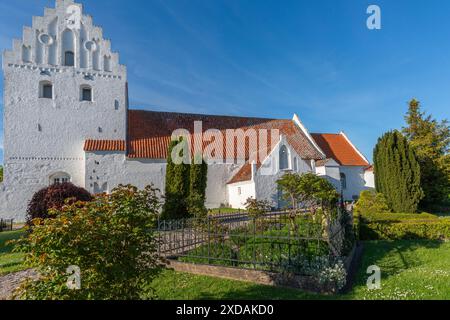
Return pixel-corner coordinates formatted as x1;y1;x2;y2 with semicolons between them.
358;211;450;240
26;183;93;226
14;185;165;300
361;212;439;222
360;220;450;241
354;190;390;216
244;198;272;219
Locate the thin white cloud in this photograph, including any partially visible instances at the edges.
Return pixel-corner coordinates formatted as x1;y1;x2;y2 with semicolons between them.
156;0;299;102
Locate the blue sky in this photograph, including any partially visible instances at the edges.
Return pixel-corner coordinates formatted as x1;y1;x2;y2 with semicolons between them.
1;0;450;164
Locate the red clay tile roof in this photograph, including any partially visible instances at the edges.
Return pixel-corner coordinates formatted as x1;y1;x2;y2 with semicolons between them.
315;158;332;167
84;140;126;152
311;133;369;167
227;163;255;185
127;110;324;161
84;110;325;184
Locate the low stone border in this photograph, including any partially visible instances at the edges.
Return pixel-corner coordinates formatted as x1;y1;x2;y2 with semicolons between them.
341;243;364;293
168;245;359;294
0;269;39;300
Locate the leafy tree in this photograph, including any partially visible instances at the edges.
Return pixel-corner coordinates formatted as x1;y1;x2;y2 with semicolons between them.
277;173;339;214
188;154;208;219
277;173;341;240
244;198;272;219
162;138;191;220
14;185;165;300
402;99;450;208
354;190;390;215
374;130;424;213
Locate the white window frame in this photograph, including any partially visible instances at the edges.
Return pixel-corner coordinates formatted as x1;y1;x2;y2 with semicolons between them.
39;81;53;99
279;145;291;171
80;85;93;102
49;172;71;185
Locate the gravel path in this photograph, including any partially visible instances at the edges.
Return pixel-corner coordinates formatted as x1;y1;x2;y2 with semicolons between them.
0;269;39;300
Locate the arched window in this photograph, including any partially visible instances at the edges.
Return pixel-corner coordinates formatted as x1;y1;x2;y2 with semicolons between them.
340;173;347;190
22;45;31;63
104;55;112;72
39;81;53;99
80;85;93;102
49;172;71;185
279;145;289;170
62;29;75;66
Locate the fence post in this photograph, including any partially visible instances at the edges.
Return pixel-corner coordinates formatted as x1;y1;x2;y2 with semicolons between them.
253;217;256;269
157;217;161;256
207;216;211;264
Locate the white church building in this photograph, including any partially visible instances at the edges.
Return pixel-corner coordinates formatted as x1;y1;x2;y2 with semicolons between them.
0;0;374;222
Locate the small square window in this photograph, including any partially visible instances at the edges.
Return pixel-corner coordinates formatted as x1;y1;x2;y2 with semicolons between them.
42;84;53;99
82;88;92;101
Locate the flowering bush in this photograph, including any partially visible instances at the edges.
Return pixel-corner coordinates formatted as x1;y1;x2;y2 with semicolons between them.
287;255;347;292
317;259;347;291
14;185;165;300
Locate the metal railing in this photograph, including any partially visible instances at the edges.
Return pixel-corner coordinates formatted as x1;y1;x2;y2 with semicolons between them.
156;211;348;274
0;219;14;232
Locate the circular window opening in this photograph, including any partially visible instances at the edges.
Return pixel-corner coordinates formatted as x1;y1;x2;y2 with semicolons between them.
84;40;97;52
38;33;54;46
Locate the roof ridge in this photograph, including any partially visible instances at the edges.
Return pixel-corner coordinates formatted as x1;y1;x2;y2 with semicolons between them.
311;132;341;136
128;109;281;121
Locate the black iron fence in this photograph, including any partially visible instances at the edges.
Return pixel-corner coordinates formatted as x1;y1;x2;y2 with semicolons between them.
0;219;14;232
156;211;349;274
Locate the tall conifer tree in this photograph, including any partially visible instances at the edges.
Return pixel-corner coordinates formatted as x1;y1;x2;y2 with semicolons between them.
188;154;208;218
162;138;191;219
374;130;424;213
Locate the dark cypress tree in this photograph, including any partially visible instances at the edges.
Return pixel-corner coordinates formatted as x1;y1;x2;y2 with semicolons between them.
161;138;191;220
188;154;208;219
374;130;424;213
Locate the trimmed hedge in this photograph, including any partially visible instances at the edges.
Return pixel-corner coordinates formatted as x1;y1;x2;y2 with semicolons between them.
357;212;450;241
360;212;439;222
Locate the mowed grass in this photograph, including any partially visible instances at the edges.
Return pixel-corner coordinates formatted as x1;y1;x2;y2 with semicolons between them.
150;269;324;300
2;228;449;300
152;240;450;300
346;240;450;300
0;230;26;275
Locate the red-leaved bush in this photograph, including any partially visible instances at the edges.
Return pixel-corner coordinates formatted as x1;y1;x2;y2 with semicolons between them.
26;183;93;226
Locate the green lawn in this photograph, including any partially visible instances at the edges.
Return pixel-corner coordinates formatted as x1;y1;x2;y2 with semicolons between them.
152;240;450;300
150;269;324;300
2;229;449;300
346;240;450;300
0;230;26;275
